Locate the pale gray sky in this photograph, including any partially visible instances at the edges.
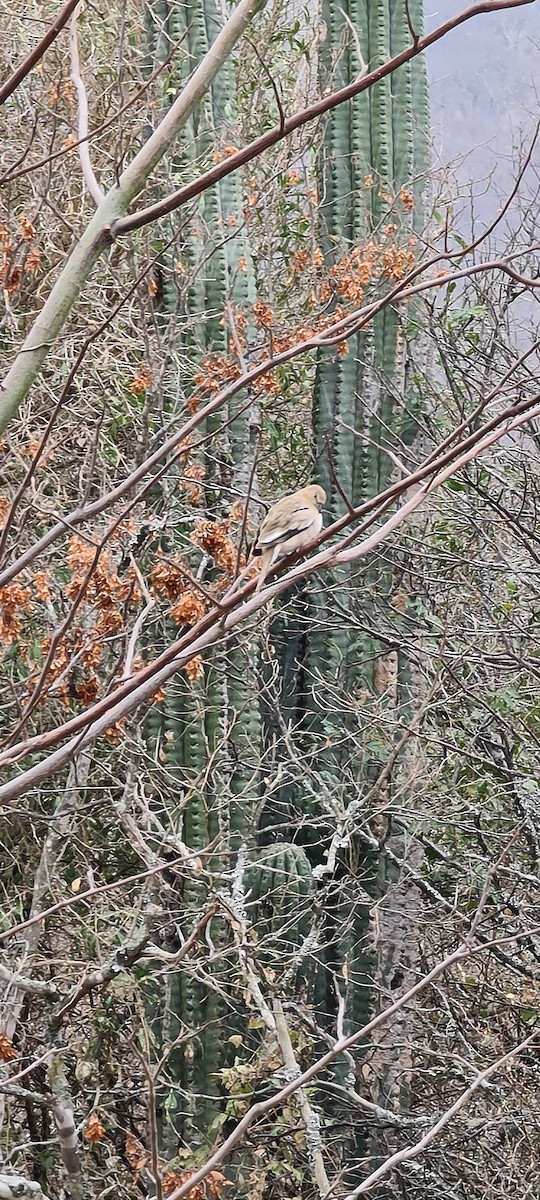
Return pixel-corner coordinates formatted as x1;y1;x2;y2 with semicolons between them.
426;1;540;225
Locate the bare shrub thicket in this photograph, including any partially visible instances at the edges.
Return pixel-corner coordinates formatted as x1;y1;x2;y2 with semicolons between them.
1;1;540;1198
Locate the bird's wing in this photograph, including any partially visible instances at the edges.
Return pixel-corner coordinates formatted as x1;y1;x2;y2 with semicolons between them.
256;501;315;549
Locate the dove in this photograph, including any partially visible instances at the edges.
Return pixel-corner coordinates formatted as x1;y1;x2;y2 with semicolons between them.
253;484;326;593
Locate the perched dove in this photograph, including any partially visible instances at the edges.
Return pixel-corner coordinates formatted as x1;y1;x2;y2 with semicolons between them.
253;484;326;593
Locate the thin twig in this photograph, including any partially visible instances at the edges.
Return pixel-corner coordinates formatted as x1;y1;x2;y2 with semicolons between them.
2;246;538;592
3;386;540;794
338;7;368;78
163;918;538;1200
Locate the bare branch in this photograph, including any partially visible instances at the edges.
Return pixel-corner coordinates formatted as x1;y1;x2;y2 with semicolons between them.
162;920;535;1200
0;1174;46;1199
0;0;268;433
0;965;59;1000
2;382;540;799
69;2;105;205
338;7;368;77
344;1032;539;1196
1;246;538;592
115;0;536;236
0;0;81;106
48;1058;83;1200
224;858;330;1196
0;855;208;947
50;920;154;1030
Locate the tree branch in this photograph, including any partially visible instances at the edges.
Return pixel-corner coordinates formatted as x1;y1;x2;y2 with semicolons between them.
344;1031;539;1196
162;916;535;1200
0;0;81;106
1;246;537;592
0;1174;46;1199
1;384;540;801
0;0;267;433
69;2;104;205
114;0;536;236
50;921;153;1030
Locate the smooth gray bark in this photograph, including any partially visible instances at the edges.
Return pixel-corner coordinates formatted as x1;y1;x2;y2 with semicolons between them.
0;0;266;433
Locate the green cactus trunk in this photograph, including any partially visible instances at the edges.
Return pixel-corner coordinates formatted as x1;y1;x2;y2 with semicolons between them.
265;0;429;1101
142;0;429;1171
310;0;428;1068
143;0;262;1151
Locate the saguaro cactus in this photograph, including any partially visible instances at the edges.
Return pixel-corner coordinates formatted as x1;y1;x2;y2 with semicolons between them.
315;0;428;513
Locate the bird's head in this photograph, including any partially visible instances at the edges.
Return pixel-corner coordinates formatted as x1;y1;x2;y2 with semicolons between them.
304;485;326;509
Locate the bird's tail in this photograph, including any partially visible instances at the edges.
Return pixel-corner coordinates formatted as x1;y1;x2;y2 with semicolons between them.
254;551;272;594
